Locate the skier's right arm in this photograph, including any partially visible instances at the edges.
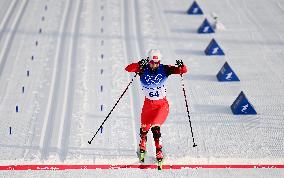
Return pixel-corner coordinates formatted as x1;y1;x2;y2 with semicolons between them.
125;62;141;73
125;59;148;73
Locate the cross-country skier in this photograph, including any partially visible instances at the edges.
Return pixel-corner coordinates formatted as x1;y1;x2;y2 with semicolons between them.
125;49;187;165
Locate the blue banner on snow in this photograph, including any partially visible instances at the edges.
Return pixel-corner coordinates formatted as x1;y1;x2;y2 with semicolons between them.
231;91;257;115
204;38;225;55
187;1;203;15
216;62;240;81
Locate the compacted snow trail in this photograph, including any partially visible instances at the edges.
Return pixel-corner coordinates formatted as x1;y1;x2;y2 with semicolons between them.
62;0;140;163
122;0;142;155
0;0;66;161
123;0;157;160
0;0;28;101
39;0;82;161
0;0;17;43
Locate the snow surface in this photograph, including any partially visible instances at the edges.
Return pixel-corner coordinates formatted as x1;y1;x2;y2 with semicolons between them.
1;169;284;178
0;0;284;177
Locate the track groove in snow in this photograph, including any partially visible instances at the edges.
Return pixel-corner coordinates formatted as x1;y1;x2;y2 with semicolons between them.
0;0;17;42
123;0;146;155
0;0;28;100
57;0;82;162
39;0;81;161
39;0;71;160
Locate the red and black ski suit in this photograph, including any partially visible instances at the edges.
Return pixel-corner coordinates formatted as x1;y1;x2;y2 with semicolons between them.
125;62;187;132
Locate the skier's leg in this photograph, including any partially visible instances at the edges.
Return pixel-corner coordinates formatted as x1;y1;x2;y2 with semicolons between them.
139;128;148;152
139;124;150;152
151;125;163;160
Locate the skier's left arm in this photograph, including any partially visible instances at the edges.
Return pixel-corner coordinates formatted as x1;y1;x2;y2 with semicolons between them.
164;60;187;76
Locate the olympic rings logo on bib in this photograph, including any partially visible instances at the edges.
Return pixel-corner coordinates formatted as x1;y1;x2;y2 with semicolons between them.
144;74;163;85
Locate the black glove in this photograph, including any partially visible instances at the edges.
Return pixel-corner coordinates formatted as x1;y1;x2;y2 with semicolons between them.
175;60;184;67
138;58;149;68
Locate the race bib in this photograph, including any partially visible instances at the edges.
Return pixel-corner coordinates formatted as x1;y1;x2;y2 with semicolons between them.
142;85;166;100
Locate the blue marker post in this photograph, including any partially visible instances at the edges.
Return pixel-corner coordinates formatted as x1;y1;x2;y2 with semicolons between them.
100;126;103;133
31;56;34;60
101;104;103;111
22;86;25;93
9;127;12;134
27;70;30;77
16;106;19;113
101;85;103;92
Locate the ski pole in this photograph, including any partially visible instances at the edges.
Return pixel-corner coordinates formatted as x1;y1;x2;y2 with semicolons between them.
179;70;197;147
88;72;139;144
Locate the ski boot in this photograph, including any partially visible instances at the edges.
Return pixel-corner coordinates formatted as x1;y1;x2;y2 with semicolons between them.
139;128;148;162
156;147;164;170
151;126;164;170
139;143;146;162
